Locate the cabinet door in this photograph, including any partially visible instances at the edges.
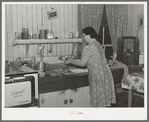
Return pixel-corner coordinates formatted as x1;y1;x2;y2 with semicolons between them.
39;91;66;107
73;86;90;107
60;90;70;107
39;94;46;107
39;86;90;107
64;89;75;107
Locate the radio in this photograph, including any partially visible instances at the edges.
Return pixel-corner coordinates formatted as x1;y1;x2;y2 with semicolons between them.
117;36;139;65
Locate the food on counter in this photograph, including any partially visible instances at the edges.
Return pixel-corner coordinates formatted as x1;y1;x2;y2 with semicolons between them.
45;67;72;76
63;68;72;73
10;59;22;70
59;55;78;61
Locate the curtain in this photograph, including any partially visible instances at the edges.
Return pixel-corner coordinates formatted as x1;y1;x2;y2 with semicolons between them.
106;5;129;53
127;4;144;54
77;4;104;58
78;4;104;36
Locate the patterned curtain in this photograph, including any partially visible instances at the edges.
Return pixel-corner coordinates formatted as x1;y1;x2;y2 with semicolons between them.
106;5;129;53
77;4;104;58
127;4;144;54
78;4;104;34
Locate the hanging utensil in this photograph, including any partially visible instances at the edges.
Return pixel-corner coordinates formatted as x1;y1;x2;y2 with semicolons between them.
37;44;45;56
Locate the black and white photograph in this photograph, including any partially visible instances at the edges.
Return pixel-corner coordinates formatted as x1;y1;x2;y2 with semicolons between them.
2;1;147;120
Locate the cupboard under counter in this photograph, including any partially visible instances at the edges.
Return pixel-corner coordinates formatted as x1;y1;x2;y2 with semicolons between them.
39;68;124;107
39;71;90;107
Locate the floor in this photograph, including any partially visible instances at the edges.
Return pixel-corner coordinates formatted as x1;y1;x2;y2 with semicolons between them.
111;90;144;107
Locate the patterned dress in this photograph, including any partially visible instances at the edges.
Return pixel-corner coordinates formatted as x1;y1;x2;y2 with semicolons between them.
82;39;116;107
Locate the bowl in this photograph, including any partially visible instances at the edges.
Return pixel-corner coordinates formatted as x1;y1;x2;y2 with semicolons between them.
10;61;22;70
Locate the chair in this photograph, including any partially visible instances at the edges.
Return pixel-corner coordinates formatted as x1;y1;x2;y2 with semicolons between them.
111;68;124;106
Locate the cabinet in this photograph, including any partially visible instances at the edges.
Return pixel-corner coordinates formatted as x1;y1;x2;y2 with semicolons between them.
39;86;90;107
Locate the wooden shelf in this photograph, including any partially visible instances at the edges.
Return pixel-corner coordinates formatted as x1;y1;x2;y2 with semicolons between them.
13;38;82;46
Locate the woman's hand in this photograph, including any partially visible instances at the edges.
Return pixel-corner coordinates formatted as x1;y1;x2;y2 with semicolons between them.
65;59;72;65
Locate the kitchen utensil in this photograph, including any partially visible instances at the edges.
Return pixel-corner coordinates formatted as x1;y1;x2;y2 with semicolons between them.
37;45;45;57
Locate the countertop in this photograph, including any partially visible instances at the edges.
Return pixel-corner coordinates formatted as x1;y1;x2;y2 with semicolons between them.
5;65;124;94
5;65;38;76
39;68;124;94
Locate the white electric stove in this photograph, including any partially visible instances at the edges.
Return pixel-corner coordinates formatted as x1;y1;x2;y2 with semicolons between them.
5;65;39;108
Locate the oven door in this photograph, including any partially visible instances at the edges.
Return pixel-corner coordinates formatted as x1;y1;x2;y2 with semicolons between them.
5;76;35;108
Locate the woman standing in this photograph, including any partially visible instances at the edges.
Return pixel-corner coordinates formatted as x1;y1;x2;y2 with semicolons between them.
65;27;116;107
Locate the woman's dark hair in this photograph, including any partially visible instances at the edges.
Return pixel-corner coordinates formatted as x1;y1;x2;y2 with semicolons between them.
82;26;97;39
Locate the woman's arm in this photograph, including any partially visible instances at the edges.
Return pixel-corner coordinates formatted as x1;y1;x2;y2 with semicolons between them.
65;58;88;67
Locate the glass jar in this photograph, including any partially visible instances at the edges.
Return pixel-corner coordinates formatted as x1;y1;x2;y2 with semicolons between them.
47;30;54;39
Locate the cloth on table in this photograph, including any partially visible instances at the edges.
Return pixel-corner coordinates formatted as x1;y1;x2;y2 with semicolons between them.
122;72;144;93
109;60;129;84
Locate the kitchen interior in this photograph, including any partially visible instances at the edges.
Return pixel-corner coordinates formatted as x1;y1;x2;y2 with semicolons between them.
4;3;145;108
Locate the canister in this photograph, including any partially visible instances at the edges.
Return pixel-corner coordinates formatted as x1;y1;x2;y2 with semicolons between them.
21;33;29;39
39;29;44;39
15;32;22;39
32;33;38;39
22;28;29;34
37;62;46;72
15;32;19;40
44;30;49;39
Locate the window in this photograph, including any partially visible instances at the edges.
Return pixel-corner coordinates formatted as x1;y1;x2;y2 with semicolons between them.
97;5;113;59
97;26;113;59
102;26;113;59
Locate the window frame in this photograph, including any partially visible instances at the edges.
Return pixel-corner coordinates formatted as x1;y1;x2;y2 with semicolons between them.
101;27;112;51
101;27;113;59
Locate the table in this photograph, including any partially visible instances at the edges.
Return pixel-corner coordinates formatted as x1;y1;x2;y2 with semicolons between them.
122;72;144;107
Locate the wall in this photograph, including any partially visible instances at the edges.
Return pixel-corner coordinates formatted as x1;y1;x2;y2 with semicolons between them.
5;4;144;62
127;4;144;54
5;4;78;62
